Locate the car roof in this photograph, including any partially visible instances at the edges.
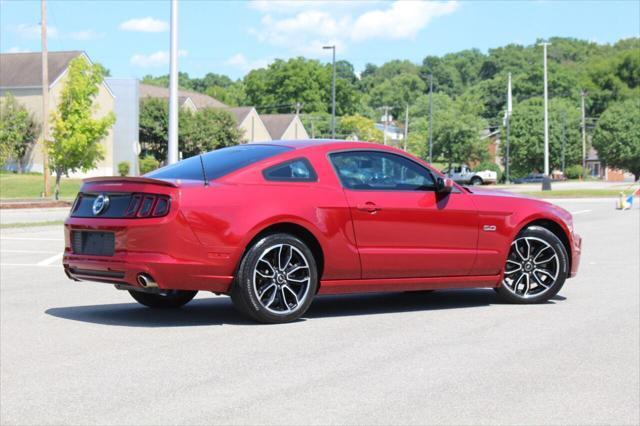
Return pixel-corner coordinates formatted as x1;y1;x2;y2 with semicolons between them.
261;139;404;153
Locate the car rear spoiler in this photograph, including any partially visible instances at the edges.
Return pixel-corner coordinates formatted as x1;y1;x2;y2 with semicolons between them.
83;176;179;188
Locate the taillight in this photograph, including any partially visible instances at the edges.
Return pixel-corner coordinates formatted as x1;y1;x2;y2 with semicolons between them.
124;194;170;218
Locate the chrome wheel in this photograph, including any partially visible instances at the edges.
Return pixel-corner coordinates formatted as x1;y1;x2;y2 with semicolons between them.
502;236;560;299
252;243;311;315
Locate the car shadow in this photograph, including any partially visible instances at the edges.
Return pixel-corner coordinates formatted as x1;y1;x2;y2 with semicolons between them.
45;289;566;328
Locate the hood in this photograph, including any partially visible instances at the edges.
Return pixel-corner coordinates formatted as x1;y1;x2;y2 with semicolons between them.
466;187;536;200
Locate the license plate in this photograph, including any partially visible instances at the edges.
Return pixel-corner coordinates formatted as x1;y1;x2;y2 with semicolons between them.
72;231;115;256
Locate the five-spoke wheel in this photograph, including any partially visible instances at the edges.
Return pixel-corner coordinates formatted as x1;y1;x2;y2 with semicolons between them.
231;233;318;323
497;226;568;304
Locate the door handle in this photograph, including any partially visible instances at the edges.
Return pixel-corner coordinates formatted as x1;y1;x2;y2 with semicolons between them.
357;202;381;213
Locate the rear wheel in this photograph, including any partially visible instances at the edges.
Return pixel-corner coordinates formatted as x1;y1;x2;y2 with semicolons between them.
496;226;568;304
231;233;318;323
470;176;483;186
129;290;197;309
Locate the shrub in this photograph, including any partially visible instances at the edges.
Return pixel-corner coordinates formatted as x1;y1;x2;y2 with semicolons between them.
139;155;160;175
117;161;130;177
565;164;584;179
473;161;503;183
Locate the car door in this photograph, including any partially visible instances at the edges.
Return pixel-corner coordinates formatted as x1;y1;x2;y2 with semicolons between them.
329;150;479;279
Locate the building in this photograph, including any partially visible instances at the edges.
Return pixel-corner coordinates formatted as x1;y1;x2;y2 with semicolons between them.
139;83;272;143
105;78;140;175
0;51;116;176
260;114;310;140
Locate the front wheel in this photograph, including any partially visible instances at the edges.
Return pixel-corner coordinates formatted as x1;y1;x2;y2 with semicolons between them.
231;233;318;323
129;290;197;308
496;226;568;304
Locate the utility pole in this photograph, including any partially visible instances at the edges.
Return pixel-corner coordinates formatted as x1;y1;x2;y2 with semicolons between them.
428;73;433;163
167;0;179;165
505;72;512;184
382;106;390;146
41;0;50;197
323;45;336;139
403;104;409;151
540;41;551;178
581;90;587;180
294;102;302;115
561;109;566;174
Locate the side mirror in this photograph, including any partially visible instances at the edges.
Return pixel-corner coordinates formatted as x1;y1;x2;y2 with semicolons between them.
436;177;454;194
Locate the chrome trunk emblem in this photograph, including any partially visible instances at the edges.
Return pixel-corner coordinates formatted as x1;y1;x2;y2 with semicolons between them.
92;194;110;215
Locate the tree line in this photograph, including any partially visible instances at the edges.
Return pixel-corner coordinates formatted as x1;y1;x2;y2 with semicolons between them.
142;36;639;178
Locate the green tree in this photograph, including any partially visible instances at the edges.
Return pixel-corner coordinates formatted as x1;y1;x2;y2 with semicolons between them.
506;98;583;177
592;99;640;180
49;58;115;198
0;93;40;171
369;74;426;118
139;99;242;161
338;115;383;143
180;108;242;158
408;94;487;167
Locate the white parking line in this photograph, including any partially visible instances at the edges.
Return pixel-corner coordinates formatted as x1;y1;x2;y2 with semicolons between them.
0;237;63;241
0;263;60;268
570;209;592;215
1;249;60;254
36;253;63;266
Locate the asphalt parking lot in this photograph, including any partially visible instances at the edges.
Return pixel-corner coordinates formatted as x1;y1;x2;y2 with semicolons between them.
1;199;638;425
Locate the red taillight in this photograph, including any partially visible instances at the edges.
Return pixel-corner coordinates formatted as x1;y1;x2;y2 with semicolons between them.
125;194;170;218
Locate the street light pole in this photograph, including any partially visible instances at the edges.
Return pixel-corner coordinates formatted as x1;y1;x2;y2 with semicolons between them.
167;0;179;165
505;72;512;183
428;73;433;163
581;90;587;179
41;0;50;197
323;45;336;139
540;42;551;177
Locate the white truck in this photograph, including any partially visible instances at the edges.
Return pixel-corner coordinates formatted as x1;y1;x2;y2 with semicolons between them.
443;164;497;186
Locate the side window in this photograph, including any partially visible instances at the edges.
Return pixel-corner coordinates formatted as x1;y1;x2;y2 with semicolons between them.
263;158;317;182
330;151;435;191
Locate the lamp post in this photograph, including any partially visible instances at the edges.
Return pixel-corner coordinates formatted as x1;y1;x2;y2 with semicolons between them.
323;45;336;139
167;0;179;165
539;41;552;190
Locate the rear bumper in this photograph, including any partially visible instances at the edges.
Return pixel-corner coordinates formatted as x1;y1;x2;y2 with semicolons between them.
570;232;582;278
63;251;234;292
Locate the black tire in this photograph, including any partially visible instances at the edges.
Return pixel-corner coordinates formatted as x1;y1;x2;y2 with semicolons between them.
496;226;568;304
470;176;483;186
231;233;318;324
129;289;197;309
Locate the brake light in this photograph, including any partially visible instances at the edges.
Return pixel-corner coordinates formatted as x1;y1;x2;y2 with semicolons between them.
124;194;170;218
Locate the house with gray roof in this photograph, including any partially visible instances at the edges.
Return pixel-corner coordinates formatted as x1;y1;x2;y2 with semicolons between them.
0;51;116;175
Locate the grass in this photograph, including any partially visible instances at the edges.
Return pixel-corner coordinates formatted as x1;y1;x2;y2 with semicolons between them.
0;220;65;229
0;173;81;199
521;189;626;198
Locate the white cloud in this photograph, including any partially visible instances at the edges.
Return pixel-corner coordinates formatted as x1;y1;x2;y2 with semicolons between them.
119;17;168;33
68;30;104;41
6;46;31;53
248;1;459;54
14;23;59;39
352;1;459;41
12;24;102;41
224;53;271;72
130;50;188;68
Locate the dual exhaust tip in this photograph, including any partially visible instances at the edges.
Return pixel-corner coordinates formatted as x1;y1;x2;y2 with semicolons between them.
137;273;158;288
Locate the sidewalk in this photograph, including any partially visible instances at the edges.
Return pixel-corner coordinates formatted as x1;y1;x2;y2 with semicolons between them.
0;207;70;225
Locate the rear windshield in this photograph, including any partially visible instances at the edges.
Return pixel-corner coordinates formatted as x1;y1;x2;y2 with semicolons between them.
146;145;292;181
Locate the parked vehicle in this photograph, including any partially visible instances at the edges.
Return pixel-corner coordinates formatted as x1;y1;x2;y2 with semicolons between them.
63;141;581;323
512;173;546;184
443;164;497;185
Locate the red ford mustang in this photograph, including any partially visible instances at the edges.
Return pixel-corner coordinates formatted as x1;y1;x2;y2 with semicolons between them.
63;141;582;323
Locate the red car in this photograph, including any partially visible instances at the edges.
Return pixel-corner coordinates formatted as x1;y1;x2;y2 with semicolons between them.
63;141;581;323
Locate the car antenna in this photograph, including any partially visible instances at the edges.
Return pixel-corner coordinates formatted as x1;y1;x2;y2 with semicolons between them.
199;154;209;186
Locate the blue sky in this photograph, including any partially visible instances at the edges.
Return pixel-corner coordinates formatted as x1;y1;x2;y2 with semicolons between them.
1;0;639;80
